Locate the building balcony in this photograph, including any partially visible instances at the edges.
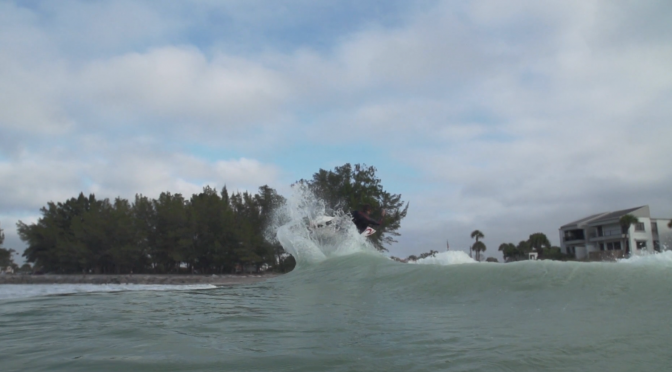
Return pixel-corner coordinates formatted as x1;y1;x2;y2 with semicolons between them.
588;231;624;241
563;236;585;243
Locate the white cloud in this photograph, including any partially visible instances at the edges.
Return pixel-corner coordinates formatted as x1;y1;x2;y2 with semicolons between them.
0;154;83;211
0;139;281;212
78;47;293;128
84;151;283;202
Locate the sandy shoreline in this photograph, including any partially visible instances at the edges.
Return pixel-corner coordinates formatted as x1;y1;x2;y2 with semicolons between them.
0;273;280;285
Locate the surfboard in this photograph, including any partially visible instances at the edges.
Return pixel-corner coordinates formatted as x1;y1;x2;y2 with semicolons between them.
309;215;376;237
361;227;376;237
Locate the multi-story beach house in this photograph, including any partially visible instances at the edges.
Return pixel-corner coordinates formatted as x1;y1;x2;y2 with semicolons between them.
559;206;672;260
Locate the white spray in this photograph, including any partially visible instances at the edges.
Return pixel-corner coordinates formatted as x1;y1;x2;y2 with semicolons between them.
269;185;377;266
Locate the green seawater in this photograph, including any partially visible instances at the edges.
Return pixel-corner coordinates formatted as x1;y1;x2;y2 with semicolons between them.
2;253;671;372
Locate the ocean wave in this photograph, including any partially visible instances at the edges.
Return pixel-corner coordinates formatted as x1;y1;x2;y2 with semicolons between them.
0;283;218;301
273;186;377;266
408;251;478;265
618;250;672;266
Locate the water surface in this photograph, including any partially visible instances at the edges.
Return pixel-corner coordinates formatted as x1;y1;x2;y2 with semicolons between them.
2;252;671;372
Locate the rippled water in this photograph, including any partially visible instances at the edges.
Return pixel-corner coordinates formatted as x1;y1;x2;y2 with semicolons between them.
2;252;672;372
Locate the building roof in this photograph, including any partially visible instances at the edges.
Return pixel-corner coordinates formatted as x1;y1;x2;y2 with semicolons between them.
586;206;646;226
560;212;608;229
560;206;649;230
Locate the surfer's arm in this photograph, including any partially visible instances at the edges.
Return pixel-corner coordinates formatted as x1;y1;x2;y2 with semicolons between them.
366;210;385;226
352;209;385;227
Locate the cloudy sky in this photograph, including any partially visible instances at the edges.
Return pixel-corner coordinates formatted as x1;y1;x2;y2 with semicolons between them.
1;0;671;261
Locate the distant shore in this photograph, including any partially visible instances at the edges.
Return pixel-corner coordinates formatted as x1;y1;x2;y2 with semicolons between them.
0;273;280;285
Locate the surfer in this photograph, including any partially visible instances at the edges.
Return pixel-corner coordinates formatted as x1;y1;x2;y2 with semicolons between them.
351;204;385;235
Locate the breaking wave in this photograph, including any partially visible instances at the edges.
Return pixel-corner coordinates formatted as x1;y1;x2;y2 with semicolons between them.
272;185;379;266
617;249;672;267
408;251;478;265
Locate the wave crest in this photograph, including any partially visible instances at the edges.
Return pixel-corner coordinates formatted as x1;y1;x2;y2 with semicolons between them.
272;185;377;266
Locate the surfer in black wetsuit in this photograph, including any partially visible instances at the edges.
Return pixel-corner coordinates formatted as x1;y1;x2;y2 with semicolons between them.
351;204;385;234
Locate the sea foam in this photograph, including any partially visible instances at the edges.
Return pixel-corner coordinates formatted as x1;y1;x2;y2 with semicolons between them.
618;250;672;267
408;250;477;265
0;283;217;301
273;185;377;266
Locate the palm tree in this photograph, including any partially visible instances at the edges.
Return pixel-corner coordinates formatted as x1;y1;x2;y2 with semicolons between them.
471;230;484;242
499;243;518;262
516;240;531;258
619;214;639;256
528;233;551;258
470;230;485;261
472;241;486;261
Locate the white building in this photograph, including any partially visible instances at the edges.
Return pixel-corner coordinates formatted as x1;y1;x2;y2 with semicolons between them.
559;206;672;260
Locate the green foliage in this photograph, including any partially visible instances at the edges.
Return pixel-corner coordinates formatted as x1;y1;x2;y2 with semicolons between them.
0;248;16;269
299;163;408;251
499;233;570;262
499;242;523;262
516;240;530;255
541;246;565;260
472;241;486;261
619;214;640;255
470;230;485;260
0;225;13;269
619;214;639;233
470;230;484;242
418;250;438;259
528;233;551;251
17;186;287;274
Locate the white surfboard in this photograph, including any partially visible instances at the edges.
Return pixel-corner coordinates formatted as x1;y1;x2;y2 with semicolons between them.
309;215;376;237
361;227;376;237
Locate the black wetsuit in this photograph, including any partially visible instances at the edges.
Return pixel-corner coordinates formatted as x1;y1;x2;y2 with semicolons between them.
351;210;382;234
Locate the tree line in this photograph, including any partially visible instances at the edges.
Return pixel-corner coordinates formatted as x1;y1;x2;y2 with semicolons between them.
463;229;569;262
497;232;567;262
0;226;20;270
470;229;568;262
17;185;290;274
15;163;409;274
392;230;569;263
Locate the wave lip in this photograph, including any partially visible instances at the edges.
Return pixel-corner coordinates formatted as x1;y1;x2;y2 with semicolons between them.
0;283;217;301
618;250;672;267
408;251;478;265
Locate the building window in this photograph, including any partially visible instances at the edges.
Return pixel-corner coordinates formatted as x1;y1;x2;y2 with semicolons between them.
636;241;647;250
652;222;658;234
604;226;621;236
654;241;661;252
635;222;645;232
600;243;605;251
